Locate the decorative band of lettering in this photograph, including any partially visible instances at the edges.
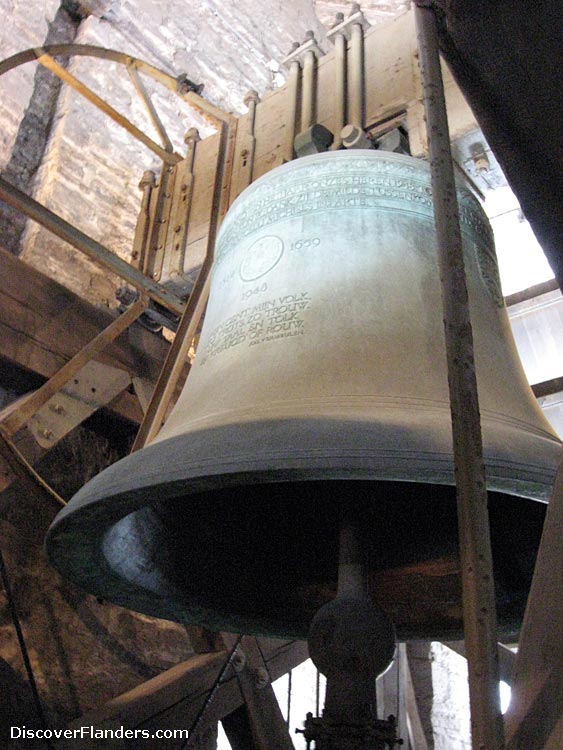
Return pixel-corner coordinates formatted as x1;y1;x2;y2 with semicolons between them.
217;164;493;264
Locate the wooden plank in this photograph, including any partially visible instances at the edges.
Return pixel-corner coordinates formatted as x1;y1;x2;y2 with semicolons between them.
504;455;563;750
0;247;173;418
184;133;222;276
132;122;230;449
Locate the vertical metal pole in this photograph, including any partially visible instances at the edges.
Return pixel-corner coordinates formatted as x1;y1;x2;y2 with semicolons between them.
301;50;316;131
333;32;347;148
349;23;364;128
414;5;505;750
285;60;300;162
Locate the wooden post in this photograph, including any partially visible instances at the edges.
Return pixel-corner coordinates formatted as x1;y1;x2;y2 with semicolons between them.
504;455;563;750
414;5;505;750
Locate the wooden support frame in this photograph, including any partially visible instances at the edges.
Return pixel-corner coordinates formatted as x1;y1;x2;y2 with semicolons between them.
0;176;183;315
131;106;237;451
504;454;563;750
62;639;307;739
1;295;148;437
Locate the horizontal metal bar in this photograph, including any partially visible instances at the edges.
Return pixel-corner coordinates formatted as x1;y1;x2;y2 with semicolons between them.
0;176;184;315
36;51;181;165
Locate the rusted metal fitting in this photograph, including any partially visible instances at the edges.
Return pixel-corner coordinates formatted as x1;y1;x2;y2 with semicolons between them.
184;127;201;146
138;170;155;190
281;32;324;67
243;89;260;109
254;666;270;690
326;3;370;40
176;73;204;96
231;649;246;673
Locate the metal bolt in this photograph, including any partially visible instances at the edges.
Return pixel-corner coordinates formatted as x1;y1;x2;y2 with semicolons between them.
174;224;182;233
232;650;246;673
254;667;270;689
49;403;65;415
39;428;54;440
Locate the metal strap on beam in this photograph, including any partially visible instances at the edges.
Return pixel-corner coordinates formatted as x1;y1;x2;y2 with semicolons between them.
1;295;148;437
0;176;184;315
414;5;505;749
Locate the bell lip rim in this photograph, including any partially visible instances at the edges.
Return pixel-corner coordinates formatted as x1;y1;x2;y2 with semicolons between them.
46;425;556;554
45;455;547;643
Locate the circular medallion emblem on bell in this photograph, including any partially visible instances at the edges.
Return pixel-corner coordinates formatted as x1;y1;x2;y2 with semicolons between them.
46;151;561;642
239;235;284;281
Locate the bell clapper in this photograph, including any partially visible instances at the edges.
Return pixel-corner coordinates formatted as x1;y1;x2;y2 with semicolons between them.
298;506;402;749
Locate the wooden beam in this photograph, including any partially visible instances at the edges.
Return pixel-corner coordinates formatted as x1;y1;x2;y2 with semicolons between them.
504;455;563;750
531;377;563;399
2;296;148;436
0;178;184;315
62;639;307;739
505;279;560;308
415;6;504;749
0;247;177;422
221;635;295;750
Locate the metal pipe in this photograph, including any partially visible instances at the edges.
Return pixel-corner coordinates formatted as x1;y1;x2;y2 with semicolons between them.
301;49;316;131
333;33;347;148
414;6;505;750
337;509;366;598
285;60;300;161
349;23;364;128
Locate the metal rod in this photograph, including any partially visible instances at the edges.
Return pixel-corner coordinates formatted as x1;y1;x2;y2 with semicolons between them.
127;63;174;152
301;50;316;131
1;296;148;436
182;635;244;749
36;51;181;165
0;176;183;315
337;508;367;598
349;23;365;128
0;426;66;507
414;6;505;750
0;546;54;747
285;60;300;161
333;33;347;148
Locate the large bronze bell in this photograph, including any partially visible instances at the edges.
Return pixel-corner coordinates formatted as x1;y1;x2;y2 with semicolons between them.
46;151;561;641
